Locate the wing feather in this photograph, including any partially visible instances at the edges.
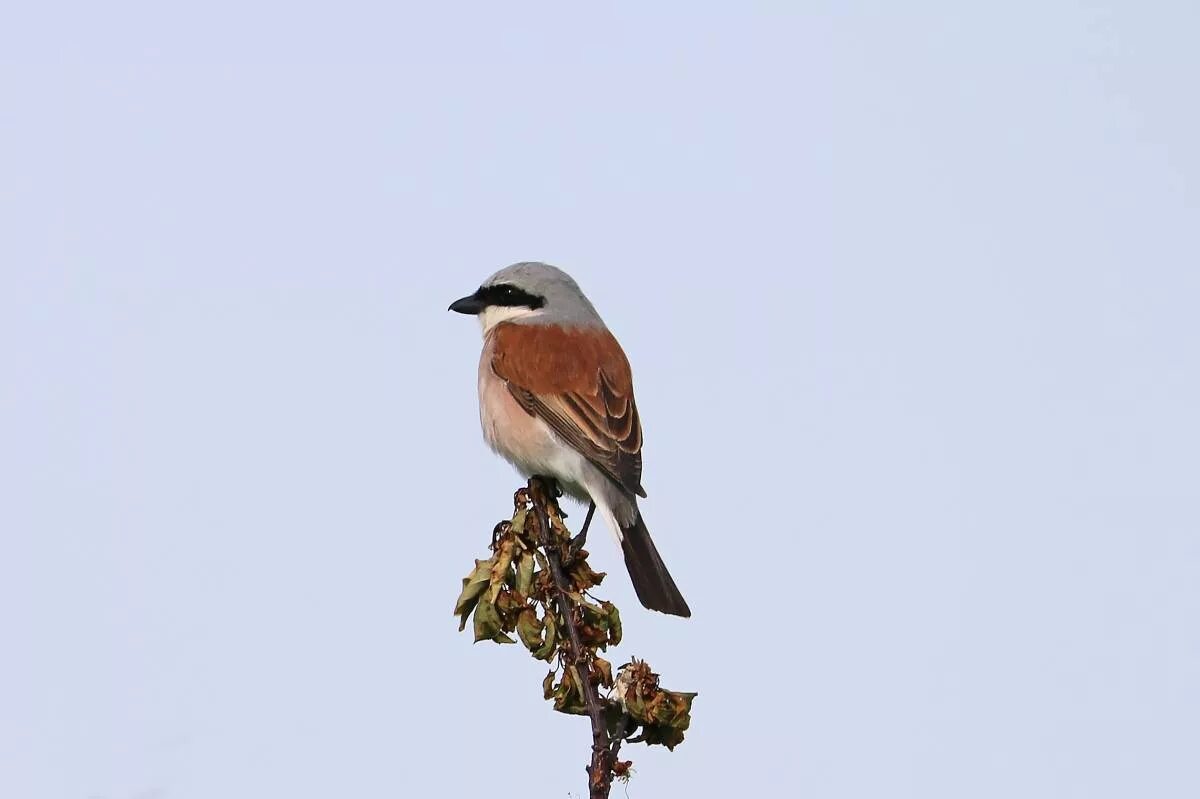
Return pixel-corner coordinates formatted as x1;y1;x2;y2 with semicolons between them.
491;323;646;497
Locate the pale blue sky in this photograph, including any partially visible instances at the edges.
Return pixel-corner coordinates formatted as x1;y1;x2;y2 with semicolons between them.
1;3;1197;798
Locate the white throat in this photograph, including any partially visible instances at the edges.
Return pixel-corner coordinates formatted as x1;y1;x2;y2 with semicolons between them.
479;305;541;336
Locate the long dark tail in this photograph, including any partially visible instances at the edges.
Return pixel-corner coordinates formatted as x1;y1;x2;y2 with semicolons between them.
620;513;691;617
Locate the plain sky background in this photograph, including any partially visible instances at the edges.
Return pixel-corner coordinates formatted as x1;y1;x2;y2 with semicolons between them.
2;3;1197;798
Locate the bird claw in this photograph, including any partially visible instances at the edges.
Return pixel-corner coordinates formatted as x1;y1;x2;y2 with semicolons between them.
565;502;596;562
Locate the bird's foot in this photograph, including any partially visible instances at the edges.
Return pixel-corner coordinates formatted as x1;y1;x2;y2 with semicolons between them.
567;502;597;561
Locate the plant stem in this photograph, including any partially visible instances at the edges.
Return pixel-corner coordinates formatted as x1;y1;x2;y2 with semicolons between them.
529;478;614;799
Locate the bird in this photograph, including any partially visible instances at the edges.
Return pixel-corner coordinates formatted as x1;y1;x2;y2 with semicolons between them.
449;262;690;617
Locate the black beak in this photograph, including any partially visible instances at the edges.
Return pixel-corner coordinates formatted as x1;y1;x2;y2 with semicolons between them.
448;291;486;315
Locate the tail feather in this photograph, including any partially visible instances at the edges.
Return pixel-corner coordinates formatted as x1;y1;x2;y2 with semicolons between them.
620;514;691;617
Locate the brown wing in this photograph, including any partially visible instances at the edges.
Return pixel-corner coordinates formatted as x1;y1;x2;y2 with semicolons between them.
491;322;646;497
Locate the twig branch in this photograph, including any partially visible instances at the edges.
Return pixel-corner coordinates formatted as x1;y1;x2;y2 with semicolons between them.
454;477;696;797
529;479;616;799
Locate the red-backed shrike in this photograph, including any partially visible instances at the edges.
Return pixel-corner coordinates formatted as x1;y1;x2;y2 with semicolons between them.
449;262;690;617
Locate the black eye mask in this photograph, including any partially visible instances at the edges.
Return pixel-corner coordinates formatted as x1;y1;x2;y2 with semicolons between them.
473;283;546;310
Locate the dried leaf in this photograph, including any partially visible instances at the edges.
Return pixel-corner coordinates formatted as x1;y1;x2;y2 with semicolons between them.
602;601;622;647
510;508;528;535
495;588;521;618
568;558;606;591
488;538;516;603
515;551;535;597
516;608;544;651
553;665;588;715
532;609;558;660
593;656;614;688
473;597;511;644
453;558;495;630
579;601;613;648
613;660;696;750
